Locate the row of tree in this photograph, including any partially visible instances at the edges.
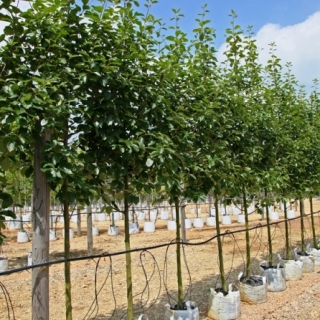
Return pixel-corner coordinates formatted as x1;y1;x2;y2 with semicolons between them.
0;0;319;319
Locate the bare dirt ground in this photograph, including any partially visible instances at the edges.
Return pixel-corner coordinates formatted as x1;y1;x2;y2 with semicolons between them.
1;199;320;320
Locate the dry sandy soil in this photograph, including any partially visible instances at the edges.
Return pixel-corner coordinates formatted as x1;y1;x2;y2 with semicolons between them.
1;199;320;320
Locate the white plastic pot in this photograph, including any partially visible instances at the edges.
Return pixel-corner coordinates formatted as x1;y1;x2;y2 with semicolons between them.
0;256;8;272
193;217;204;228
294;248;315;273
97;213;106;222
28;252;32;266
144;221;155;233
309;248;320;266
165;301;199;320
210;208;216;216
22;214;30;223
113;212;121;221
220;207;228;215
206;216;216;227
208;284;241;320
8;217;20;230
239;275;267;304
259;262;286;292
185;218;192;229
129;222;139;234
150;210;157;221
248;205;255;214
281;259;303;280
232;207;241;216
269;211;279;220
286;210;296;219
222;215;232;225
161;210;169;220
62;228;74;239
237;215;245;224
167;220;176;231
92;225;99;236
137;211;146;221
17;231;29;243
108;226;119;236
49;229;57;241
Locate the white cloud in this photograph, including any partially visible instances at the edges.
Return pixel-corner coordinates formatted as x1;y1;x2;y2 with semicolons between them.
217;11;320;92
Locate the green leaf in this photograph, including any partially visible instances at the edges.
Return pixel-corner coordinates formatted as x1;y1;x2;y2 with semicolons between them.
0;192;13;208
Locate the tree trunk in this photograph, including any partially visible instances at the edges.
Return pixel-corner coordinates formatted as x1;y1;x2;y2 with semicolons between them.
174;197;184;309
87;204;93;255
208;192;213;215
63;120;72;320
284;201;291;260
310;197;318;249
243;186;251;278
32;129;50;320
124;175;134;320
180;198;187;243
63;192;72;320
300;198;306;253
299;198;306;254
77;206;81;237
215;195;227;292
265;190;273;267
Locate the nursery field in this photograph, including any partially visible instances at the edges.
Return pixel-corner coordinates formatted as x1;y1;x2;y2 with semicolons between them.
1;200;320;320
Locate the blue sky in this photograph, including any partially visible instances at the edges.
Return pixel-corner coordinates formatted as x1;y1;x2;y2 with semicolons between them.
147;0;320;92
148;0;320;47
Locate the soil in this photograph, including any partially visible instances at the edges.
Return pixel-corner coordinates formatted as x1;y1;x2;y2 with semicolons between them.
1;199;320;319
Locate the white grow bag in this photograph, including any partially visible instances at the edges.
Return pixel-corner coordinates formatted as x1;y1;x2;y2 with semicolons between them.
164;301;199;320
259;261;286;292
239;274;267;304
294;248;315;273
206;216;216;227
309;248;320;266
283;259;303;280
207;284;240;320
129;222;139;234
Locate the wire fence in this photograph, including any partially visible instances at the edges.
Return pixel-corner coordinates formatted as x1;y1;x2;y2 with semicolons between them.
0;210;320;319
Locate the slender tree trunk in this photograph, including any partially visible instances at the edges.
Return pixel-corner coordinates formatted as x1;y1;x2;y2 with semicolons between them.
265;189;273;267
63;191;72;320
243;186;251;278
174;197;184;309
32;129;51;320
77;205;81;237
124;175;134;320
215;195;227;292
208;192;213;216
284;201;291;260
87;204;93;255
300;198;306;252
180;199;187;243
310;197;318;249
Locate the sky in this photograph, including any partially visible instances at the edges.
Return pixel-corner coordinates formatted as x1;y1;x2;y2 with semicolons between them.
1;0;320;92
148;0;320;92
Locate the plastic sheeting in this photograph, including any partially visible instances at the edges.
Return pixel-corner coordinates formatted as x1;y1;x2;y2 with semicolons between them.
239;275;267;304
207;284;241;320
260;261;286;292
164;301;199;320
